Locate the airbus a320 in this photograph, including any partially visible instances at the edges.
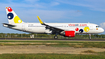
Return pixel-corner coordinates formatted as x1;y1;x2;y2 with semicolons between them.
3;7;104;39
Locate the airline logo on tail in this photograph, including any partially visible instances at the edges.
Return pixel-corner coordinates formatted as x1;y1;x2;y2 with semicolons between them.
6;7;23;24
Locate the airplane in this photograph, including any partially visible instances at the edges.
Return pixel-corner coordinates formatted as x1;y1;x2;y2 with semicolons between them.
3;7;104;39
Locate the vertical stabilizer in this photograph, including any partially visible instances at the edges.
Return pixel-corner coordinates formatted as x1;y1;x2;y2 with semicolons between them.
6;7;24;24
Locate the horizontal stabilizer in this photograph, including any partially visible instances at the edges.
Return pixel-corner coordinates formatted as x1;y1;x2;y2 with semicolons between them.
3;23;15;27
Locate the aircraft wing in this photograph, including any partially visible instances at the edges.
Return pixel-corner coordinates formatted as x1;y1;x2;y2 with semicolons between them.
37;16;64;34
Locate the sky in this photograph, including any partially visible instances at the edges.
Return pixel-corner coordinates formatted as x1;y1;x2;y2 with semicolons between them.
0;0;105;34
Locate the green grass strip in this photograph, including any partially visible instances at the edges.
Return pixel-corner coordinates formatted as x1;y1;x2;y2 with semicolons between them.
0;54;105;59
0;40;105;43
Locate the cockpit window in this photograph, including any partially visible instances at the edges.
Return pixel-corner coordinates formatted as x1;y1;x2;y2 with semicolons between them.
96;26;100;28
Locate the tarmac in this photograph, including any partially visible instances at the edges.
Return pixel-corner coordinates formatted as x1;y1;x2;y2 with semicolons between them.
0;38;105;41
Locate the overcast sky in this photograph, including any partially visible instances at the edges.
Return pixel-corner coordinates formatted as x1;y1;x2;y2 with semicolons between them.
0;0;105;34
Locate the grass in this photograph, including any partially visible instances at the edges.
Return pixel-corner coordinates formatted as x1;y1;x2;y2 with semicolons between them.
45;42;105;48
0;40;105;59
0;40;105;43
0;40;105;48
46;42;105;48
0;53;105;59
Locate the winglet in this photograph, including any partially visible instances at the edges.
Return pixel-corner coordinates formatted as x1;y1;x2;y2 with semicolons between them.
37;16;43;24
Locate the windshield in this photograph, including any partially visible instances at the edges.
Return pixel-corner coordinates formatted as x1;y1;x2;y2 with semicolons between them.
96;26;100;28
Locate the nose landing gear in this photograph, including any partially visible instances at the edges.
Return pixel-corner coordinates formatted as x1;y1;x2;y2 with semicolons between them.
89;34;91;40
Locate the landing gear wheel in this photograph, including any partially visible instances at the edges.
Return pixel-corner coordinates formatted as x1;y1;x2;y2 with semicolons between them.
54;36;58;39
89;34;91;40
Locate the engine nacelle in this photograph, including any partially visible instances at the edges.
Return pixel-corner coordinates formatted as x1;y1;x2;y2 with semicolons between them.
60;31;75;37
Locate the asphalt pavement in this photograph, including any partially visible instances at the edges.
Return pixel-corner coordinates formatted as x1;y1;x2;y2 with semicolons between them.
0;38;105;41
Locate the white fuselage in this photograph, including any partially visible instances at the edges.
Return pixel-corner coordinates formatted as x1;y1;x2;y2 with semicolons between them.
8;23;104;34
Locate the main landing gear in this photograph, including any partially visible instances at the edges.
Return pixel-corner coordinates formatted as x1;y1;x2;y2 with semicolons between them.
54;33;58;39
54;36;58;39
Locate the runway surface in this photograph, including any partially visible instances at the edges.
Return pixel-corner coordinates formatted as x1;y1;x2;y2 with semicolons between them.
0;38;105;41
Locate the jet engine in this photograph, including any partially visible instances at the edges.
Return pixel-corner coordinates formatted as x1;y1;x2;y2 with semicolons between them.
60;31;75;37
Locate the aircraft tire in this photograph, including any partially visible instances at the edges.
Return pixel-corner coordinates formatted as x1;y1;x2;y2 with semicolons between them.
54;36;58;39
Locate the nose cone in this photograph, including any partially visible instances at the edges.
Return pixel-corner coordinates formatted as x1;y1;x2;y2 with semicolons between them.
101;28;104;32
97;28;104;33
99;28;104;33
